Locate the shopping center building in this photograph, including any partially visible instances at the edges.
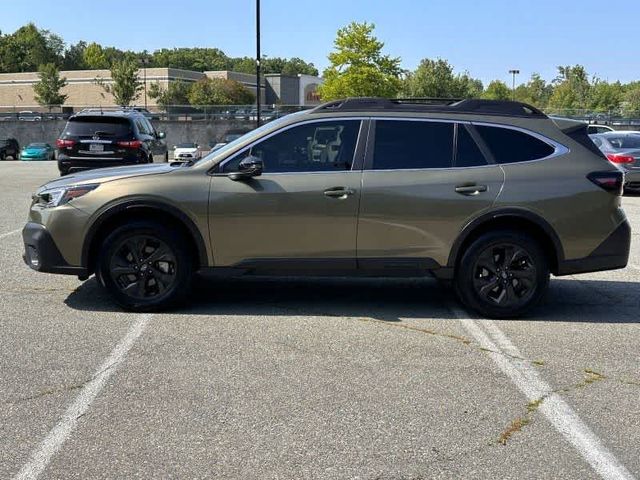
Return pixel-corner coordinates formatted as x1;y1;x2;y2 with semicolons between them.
0;68;323;111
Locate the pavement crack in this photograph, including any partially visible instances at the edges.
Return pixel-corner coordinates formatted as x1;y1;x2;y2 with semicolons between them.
496;369;606;446
356;317;472;346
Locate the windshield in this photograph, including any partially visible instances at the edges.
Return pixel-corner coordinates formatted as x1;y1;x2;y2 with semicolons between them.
177;143;197;148
27;143;48;148
195;112;307;165
607;135;640;149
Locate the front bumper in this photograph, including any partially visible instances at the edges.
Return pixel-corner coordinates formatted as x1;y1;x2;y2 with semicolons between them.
22;222;87;276
557;220;631;275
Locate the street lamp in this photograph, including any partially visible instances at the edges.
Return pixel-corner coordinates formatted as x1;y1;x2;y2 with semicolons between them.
509;69;520;101
140;56;151;109
256;0;261;127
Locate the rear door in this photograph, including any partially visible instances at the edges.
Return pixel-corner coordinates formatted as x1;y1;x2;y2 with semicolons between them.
357;119;504;269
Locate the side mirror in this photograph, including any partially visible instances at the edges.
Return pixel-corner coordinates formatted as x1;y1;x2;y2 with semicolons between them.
228;156;263;181
157;132;166;139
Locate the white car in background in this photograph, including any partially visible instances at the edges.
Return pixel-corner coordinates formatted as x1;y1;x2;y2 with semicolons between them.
173;142;201;161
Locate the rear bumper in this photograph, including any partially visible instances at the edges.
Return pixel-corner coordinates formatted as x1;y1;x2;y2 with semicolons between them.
556;220;631;275
57;155;143;174
22;222;87;276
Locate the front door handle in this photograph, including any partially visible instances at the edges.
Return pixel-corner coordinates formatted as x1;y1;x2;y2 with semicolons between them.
455;184;488;196
324;187;355;199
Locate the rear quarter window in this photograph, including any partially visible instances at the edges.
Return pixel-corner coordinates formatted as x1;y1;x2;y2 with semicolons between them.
475;125;555;164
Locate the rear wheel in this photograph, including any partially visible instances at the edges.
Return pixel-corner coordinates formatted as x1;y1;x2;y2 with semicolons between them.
97;221;193;311
454;230;549;318
0;152;5;161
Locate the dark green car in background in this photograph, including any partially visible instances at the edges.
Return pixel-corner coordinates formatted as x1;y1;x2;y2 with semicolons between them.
20;143;55;161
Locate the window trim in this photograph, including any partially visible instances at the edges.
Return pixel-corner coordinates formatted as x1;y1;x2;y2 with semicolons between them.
471;121;570;165
212;117;369;175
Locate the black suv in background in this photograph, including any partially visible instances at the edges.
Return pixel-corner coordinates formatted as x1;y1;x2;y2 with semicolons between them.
56;109;167;176
0;138;20;160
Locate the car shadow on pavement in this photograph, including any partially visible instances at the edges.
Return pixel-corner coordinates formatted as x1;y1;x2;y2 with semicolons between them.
64;274;640;324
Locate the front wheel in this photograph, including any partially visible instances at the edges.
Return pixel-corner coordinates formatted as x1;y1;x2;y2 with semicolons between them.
97;221;193;311
454;230;549;319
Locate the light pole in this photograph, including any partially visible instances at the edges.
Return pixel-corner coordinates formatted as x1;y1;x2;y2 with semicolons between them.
509;69;520;101
140;56;150;109
256;0;261;128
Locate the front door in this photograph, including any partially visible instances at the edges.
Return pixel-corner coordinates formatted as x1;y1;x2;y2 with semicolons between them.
208;119;366;269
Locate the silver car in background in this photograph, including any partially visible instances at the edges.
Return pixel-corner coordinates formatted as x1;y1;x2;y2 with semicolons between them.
590;132;640;192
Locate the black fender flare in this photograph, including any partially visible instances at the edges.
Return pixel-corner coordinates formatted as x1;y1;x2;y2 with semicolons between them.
447;208;565;268
81;199;209;269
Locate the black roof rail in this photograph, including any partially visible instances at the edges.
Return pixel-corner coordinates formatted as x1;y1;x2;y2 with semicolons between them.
311;97;547;118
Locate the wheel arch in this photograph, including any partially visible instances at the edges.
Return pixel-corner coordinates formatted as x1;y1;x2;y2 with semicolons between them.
447;208;564;275
82;200;208;274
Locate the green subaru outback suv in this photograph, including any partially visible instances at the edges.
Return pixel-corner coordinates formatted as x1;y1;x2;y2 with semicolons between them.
22;98;631;318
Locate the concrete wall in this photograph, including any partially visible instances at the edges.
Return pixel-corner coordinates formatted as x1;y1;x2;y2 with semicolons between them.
0;119;255;157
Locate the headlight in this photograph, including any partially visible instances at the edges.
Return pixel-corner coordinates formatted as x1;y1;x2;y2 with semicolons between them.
35;184;99;208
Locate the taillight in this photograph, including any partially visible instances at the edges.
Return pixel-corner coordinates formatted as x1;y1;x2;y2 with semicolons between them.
56;138;75;148
606;153;635;165
587;171;624;195
117;140;143;148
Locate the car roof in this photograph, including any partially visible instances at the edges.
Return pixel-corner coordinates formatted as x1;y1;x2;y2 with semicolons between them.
309;97;547;119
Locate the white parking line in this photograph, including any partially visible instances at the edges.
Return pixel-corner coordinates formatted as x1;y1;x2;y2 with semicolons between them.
449;305;635;480
13;313;152;480
0;228;20;240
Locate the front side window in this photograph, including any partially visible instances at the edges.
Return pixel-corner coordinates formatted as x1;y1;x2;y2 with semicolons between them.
475;125;555;164
372;120;454;170
223;120;360;173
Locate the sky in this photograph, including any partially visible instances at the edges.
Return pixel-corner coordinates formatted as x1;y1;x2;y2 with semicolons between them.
2;0;640;85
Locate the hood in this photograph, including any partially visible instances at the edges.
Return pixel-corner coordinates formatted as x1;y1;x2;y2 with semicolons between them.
175;147;198;153
39;163;176;191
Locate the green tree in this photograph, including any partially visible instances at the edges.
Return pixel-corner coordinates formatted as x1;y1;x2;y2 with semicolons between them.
152;47;231;71
317;22;402;100
402;58;483;98
148;80;192;109
96;60;143;106
622;83;640;116
514;73;553;109
63;41;87;70
548;65;591;112
187;77;255;105
482;80;511;100
0;23;64;72
83;42;109;69
33;63;68;109
588;80;624;112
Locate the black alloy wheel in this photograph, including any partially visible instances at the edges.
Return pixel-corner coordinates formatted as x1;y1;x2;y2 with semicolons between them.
98;221;193;311
109;235;177;300
455;230;549;318
472;243;537;309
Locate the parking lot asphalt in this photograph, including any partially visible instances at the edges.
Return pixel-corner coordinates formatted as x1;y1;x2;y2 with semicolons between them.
0;162;638;479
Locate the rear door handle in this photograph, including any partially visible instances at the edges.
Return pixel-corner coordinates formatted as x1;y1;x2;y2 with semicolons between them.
455;184;487;196
324;187;355;199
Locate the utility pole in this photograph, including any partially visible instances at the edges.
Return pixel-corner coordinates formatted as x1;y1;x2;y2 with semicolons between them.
256;0;261;128
509;69;520;101
141;56;150;109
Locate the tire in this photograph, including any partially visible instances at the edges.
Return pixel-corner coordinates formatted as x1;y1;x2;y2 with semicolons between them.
454;230;549;319
148;155;153;164
97;221;193;312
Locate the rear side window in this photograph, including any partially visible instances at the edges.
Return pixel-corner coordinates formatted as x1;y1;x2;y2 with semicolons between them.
63;117;132;137
455;125;488;167
372;120;454;169
475;125;555;164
